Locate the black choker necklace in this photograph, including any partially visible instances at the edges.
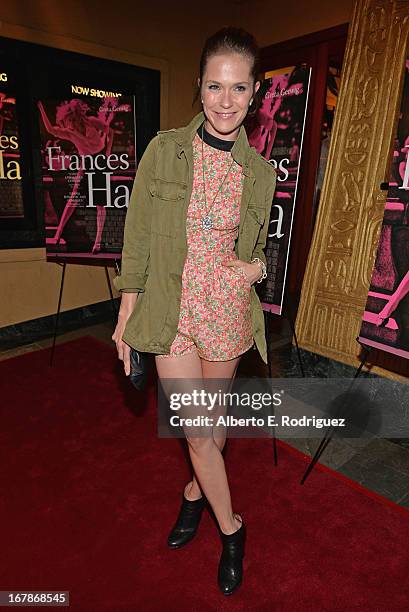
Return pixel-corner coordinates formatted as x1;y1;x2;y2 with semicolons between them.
197;122;235;151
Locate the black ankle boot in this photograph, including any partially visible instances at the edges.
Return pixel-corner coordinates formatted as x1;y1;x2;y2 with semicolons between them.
167;493;207;549
218;517;246;596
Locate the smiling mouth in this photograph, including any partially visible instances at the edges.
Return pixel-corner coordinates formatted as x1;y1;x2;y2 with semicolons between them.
215;112;237;118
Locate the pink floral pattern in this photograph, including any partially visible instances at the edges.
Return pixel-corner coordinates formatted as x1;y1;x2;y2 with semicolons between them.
157;133;254;361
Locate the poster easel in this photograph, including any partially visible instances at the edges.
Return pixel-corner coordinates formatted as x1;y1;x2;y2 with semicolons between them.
299;340;372;484
264;291;306;466
48;257;120;367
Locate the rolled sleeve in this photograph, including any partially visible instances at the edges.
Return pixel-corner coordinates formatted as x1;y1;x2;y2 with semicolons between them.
112;273;146;293
113;136;158;293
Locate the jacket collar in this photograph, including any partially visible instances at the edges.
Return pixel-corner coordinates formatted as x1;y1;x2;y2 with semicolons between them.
171;111;255;177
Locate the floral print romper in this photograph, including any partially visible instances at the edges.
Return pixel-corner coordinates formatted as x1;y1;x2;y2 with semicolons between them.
157;129;254;361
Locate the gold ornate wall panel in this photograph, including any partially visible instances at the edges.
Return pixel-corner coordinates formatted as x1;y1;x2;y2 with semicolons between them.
295;0;409;380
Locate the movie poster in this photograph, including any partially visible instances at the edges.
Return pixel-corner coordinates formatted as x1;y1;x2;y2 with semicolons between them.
358;59;409;360
0;64;24;219
314;65;342;220
37;94;137;260
246;65;311;315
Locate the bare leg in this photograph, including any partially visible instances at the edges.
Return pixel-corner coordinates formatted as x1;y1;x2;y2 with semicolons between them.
53;170;84;241
155;348;204;498
155;349;243;535
92;204;107;252
187;356;242;534
186;357;240;501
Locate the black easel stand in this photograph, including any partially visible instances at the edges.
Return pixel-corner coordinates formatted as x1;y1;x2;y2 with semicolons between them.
49;259;120;367
299;340;372;485
282;294;305;379
264;291;306;466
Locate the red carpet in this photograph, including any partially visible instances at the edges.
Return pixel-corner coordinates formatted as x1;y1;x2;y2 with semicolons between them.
1;335;409;611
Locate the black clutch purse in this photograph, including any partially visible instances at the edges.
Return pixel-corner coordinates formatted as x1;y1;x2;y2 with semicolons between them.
129;348;149;390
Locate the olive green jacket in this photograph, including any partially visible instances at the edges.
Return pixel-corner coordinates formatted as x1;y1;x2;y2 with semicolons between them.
113;110;277;364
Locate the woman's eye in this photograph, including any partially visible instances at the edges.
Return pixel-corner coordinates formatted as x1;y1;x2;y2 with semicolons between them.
207;84;247;92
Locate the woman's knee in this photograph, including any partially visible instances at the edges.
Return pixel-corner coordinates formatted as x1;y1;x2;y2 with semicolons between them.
185;435;215;454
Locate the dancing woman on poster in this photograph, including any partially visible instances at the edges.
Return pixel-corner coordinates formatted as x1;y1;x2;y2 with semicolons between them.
248;73;289;159
112;28;277;596
38;98;116;254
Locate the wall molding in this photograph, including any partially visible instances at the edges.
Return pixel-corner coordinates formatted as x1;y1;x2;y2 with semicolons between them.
295;0;409;381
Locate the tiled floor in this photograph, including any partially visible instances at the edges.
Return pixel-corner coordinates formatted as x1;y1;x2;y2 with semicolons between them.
2;320;409;510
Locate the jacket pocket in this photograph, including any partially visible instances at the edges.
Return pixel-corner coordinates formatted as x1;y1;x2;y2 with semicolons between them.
149;178;186;201
149;178;186;237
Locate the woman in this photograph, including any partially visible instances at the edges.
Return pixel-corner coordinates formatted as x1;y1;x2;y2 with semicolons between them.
112;27;277;596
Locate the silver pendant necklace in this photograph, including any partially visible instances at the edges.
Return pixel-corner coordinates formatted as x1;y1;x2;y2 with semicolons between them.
200;122;235;231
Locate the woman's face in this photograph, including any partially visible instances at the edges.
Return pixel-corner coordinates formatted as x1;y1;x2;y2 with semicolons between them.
199;52;260;140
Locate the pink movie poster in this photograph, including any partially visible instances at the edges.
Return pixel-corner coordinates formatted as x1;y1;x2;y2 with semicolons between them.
246;65;311;315
0;63;24;219
37;95;137;261
358;59;409;361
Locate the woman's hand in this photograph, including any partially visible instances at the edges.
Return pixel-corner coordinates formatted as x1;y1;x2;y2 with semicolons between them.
112;293;138;375
223;259;262;285
112;317;131;375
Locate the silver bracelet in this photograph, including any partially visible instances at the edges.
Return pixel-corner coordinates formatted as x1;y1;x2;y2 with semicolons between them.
251;257;267;283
